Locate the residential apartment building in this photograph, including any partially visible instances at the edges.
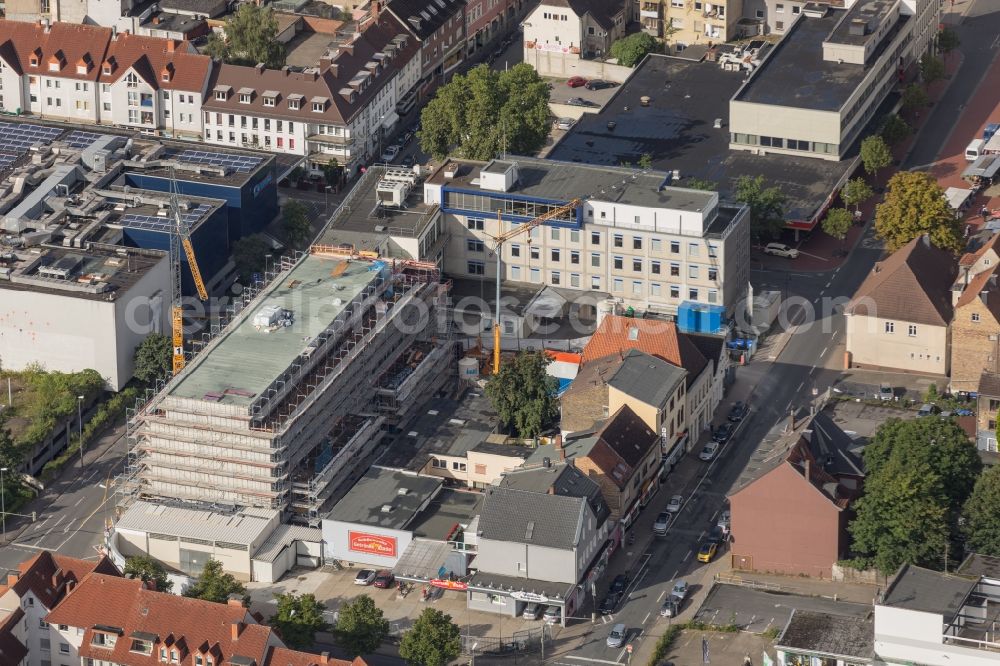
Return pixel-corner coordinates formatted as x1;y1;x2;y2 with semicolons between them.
386;0;466;89
845;236;957;375
522;0;628;77
425;158;751;318
730;0;939;161
950;267;1000;394
0;551;119;666
465;0;520;56
638;0;743;45
976;372;1000;455
202;16;419;175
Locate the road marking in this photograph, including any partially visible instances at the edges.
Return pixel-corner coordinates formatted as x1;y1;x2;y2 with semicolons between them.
710;510;718;521
657;590;666;602
821;345;829;356
796;381;804;391
809;365;817;376
564;657;622;665
825;280;832;288
671;569;679;579
643;612;651;624
698;530;706;540
683;549;693;562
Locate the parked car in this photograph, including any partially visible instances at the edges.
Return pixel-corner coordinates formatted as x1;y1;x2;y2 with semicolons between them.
879;383;894;401
610;574;629;595
670;580;689;604
660;598;680;618
566;97;597;107
354;569;377;585
763;242;799;258
379;145;400;162
699;441;720;461
599;592;621;615
567;76;588;87
400;154;415;168
718;509;731;528
554;117;577;131
607;623;627;648
713;422;735;443
708;525;728;543
585;79;615;90
372;570;395;588
666;495;683;513
543;606;561;624
522;602;543;619
918;403;940;417
697;541;719;563
727;401;749;422
653;511;671;535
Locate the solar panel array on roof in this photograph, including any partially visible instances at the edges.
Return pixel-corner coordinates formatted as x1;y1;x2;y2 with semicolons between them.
0;122;63;153
120;204;213;232
63;130;104;149
0;153;20;170
171;149;262;174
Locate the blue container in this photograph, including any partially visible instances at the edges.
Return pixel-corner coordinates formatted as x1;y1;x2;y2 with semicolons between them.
701;305;724;334
677;303;698;332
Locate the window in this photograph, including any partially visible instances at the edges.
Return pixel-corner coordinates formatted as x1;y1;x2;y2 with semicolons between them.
776;20;784;29
670;263;680;277
776;3;784;10
312;101;324;112
510;266;521;280
973;312;981;323
651;261;661;274
651;238;662;252
708;290;718;304
792;4;801;12
131;639;153;655
591;253;601;267
708;267;718;281
651;283;661;296
884;321;895;333
908;324;917;336
708;244;718;258
571;273;580;288
467;218;484;230
40;619;49;628
633;237;642;250
530;246;540;260
670;285;680;298
613;234;623;248
468;261;485;275
760;136;784;148
289;98;300;110
570;230;580;243
451;461;467;472
689;288;699;300
511;244;520;258
688;243;700;256
59;643;70;654
263;96;275;107
787;139;810;151
591;276;601;290
614;256;623;270
530;268;540;283
689;265;699;279
467;239;484;253
474;464;488;475
570;251;580;264
551;227;560;241
632;280;642;295
551;249;561;262
613;278;623;292
239;93;251;104
670;241;680;254
160;647;168;661
591;231;601;245
633;259;642;272
431;458;447;469
551;271;561;285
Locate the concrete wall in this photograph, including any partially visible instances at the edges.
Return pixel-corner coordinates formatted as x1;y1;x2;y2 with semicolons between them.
846;314;949;375
730;462;844;577
116;528;255;581
523;47;634;81
323;520;412;569
873;605;1000;666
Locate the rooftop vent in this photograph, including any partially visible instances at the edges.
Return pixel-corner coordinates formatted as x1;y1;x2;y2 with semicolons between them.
381;504;393;513
397;488;409;496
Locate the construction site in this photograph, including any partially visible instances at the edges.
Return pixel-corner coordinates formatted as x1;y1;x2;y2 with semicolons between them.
121;246;456;525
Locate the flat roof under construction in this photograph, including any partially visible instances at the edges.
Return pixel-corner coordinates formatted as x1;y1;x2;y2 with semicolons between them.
168;254;379;406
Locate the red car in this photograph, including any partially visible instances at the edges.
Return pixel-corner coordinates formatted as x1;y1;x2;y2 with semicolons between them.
566;76;588;88
372;570;395;588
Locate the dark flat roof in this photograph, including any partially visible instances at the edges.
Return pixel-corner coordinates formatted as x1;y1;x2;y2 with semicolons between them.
828;0;896;46
881;564;977;620
735;9;909;111
548;55;855;227
325;466;442;530
778;610;874;660
409;488;483;540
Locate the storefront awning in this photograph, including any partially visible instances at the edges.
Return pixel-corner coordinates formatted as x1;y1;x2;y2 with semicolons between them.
963;155;1000;180
945;187;973;211
381;111;399;130
392;538;453;580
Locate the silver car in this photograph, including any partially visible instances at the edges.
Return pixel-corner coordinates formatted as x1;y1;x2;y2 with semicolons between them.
607;623;627;648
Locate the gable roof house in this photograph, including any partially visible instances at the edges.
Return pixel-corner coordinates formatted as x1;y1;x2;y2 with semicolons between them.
845;236;958;376
728;411;864;577
522;0;628;78
950;266;1000;394
385;0;466;85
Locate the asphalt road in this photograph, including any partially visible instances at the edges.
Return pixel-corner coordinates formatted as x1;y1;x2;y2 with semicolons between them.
905;0;1000;168
554;231;884;665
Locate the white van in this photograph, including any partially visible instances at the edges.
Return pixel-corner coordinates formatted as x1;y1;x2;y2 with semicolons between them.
967;139;985;161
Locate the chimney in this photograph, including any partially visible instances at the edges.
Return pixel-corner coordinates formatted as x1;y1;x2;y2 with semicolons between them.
320;652;330;665
329;63;338;77
319;56;332;70
281;65;291;76
787;408;795;432
152;16;160;24
555;434;565;461
7;573;19;586
227;594;245;608
982;290;989;306
231;622;244;641
166;39;176;53
255;62;265;74
804;458;811;481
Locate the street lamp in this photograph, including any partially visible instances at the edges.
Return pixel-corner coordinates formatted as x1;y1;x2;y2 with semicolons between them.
0;467;7;542
77;395;84;464
325;185;332;215
378;114;385;163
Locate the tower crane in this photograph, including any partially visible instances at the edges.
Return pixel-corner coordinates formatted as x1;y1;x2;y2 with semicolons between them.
485;198;581;375
169;169;208;374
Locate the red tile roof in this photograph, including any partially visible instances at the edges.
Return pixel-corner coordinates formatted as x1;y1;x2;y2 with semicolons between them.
45;572;357;666
264;647;361;666
580;315;708;382
0;607;28;665
0;551;118;610
959;233;1000;267
101;33;210;92
0;19;112;81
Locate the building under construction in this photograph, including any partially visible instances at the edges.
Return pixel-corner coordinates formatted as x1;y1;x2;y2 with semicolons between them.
123;246;455;525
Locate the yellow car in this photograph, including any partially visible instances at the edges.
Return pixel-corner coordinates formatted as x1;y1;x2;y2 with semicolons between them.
697;541;718;563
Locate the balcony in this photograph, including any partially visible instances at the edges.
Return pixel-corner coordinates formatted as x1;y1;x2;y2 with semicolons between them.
640;7;660;17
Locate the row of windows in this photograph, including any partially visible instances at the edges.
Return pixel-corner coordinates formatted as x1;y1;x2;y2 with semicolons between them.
732;134;836;155
205;112;297;133
883;322;918;336
482;243;719;280
207;129;296;150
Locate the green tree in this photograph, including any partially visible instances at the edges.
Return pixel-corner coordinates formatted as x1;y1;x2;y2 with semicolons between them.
0;408;24;489
123;555;173;593
132;334;172;385
849;456;950;574
841;177;873;213
963;465;1000;556
282;200;312;248
937;27;961;56
270;593;328;649
902;83;929;113
881;114;911;146
860;134;892;178
685;178;718;191
874;170;963;252
610;32;659;67
638;153;653;169
484;350;558;438
920;53;945;85
734;174;787;240
398;608;462;666
231;234;271;283
322;159;341;186
418;64;550;161
209;4;286;68
821;207;852;244
183;559;248;605
334;594;389;656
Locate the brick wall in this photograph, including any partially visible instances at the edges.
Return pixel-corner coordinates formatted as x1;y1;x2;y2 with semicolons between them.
574;456;624;518
950;299;1000;393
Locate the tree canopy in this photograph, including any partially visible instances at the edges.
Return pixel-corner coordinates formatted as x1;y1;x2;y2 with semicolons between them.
874;171;963;252
964;465;1000;556
821;207;852;242
133;334;172;385
206;4;285;68
937;27;961;55
841;177;873;212
902;84;929;113
734;175;787;240
231;234;271;283
123;556;173;593
398;608;462;666
484;350;558;439
282;200;312;248
880;114;911;146
686;178;718;191
920;53;945;85
418;64;550;161
270;593;328;649
182;559;248;605
334;594;389;656
860;135;892;177
610;33;659;67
